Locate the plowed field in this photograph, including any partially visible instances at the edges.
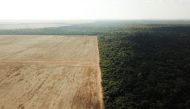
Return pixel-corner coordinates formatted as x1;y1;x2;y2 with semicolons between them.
0;35;104;109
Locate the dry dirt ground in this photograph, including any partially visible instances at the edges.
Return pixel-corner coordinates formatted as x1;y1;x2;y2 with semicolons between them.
0;35;104;109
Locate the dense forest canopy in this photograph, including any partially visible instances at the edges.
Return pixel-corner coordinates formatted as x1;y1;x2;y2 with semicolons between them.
99;27;190;109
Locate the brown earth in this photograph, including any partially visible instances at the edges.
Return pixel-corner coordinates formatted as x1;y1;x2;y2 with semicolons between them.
0;35;104;109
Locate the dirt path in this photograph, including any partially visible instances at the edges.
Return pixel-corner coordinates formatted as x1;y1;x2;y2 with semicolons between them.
0;35;104;109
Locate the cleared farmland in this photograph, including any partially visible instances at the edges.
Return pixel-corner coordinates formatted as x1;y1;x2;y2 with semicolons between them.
0;35;104;109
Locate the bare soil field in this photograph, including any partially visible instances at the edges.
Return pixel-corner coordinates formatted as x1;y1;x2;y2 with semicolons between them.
0;35;104;109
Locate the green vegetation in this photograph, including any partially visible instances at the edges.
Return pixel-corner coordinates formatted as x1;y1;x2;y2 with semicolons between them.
1;20;189;35
99;27;190;109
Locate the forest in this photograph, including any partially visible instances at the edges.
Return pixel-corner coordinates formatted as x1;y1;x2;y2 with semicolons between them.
98;26;190;109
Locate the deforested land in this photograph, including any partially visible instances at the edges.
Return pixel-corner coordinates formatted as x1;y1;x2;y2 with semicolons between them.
0;35;104;109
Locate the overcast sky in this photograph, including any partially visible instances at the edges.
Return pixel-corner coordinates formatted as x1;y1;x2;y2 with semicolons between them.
0;0;190;20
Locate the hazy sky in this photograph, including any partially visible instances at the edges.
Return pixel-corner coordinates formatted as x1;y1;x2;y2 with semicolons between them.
0;0;190;20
